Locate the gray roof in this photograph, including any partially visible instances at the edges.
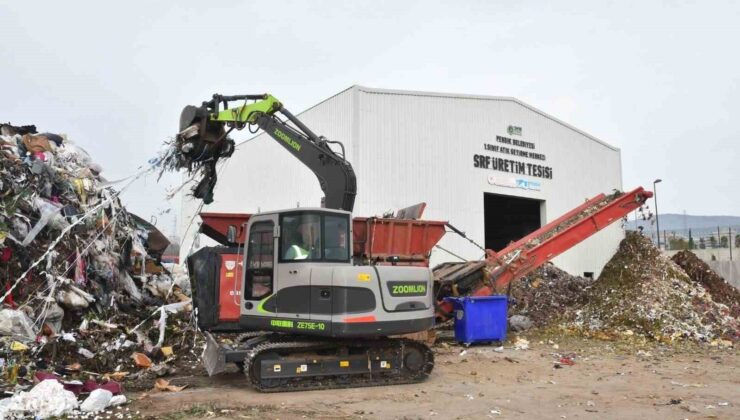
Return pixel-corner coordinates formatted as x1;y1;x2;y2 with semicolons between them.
242;85;620;152
301;85;619;152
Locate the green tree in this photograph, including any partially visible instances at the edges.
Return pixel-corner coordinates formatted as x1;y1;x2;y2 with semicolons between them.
699;237;706;249
720;236;729;248
735;234;740;248
709;236;718;248
669;237;688;250
688;229;695;250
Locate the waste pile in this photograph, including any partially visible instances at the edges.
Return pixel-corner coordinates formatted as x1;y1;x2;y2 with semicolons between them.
571;232;738;343
508;263;594;328
0;123;196;418
671;250;740;318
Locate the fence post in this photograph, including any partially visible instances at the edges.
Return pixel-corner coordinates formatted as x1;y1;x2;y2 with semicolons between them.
663;230;667;251
718;226;721;250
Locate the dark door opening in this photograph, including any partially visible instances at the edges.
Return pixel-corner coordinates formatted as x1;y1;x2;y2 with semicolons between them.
484;193;542;252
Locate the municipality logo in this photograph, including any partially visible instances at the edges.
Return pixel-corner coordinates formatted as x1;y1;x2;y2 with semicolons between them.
516;179;541;191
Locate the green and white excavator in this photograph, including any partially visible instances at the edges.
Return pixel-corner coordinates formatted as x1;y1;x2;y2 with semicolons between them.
178;94;436;392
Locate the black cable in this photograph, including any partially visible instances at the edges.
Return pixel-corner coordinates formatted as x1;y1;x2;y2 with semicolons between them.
445;223;486;252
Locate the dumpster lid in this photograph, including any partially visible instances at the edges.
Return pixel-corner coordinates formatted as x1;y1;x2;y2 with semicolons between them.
444;295;509;303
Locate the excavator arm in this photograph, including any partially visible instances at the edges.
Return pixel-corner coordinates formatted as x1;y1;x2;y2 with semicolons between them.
176;94;357;211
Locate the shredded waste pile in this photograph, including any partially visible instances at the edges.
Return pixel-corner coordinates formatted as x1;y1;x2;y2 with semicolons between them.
508;264;594;328
671;250;740;318
571;232;738;343
0;123;196;418
503;233;738;345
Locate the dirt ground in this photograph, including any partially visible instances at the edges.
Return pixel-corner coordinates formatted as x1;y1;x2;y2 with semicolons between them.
131;335;738;420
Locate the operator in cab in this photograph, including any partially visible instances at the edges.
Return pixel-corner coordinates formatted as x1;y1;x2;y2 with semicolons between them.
324;220;349;260
284;218;320;260
282;214;349;261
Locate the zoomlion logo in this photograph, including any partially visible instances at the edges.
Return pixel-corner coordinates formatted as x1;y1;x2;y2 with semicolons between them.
389;282;427;296
273;128;301;151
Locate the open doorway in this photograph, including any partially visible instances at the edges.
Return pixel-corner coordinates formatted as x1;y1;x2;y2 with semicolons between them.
484;193;543;252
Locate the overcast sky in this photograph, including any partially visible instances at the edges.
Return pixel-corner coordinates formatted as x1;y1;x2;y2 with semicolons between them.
1;1;738;236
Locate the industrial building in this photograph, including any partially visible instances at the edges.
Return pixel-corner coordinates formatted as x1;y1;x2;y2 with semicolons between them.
179;86;623;277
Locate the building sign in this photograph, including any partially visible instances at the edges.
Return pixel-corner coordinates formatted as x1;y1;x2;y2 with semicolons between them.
473;133;553;179
487;175;541;191
507;125;522;136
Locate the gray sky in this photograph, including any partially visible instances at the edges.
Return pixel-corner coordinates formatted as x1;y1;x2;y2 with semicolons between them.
2;1;738;236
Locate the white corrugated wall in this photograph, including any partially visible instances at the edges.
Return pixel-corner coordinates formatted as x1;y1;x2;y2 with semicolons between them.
351;87;623;276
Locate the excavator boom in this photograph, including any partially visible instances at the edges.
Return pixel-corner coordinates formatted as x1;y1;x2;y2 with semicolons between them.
175;93;357;211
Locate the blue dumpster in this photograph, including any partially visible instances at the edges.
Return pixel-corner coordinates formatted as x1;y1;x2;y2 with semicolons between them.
444;295;508;344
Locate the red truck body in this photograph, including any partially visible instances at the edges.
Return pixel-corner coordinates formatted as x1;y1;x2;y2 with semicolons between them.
198;212;448;266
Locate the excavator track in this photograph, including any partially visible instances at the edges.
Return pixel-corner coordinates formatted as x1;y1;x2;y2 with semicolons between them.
235;331;268;343
242;334;434;393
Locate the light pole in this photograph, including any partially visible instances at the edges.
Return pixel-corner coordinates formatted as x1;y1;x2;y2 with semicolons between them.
653;179;662;249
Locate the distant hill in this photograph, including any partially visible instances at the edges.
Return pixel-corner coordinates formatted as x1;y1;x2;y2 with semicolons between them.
626;214;740;236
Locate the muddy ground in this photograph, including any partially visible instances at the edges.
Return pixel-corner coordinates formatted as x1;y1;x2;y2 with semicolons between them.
129;334;738;420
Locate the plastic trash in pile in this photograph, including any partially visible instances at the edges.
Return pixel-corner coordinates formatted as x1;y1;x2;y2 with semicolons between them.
80;388;113;412
0;124;182;312
508;263;595;328
0;122;197;396
0;379;78;419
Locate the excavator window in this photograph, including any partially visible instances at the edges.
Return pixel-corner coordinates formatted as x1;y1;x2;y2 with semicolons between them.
281;213;322;261
279;212;351;263
245;221;274;299
324;215;349;261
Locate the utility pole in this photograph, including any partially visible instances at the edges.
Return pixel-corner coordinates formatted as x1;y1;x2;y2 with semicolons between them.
653;179;662;249
718;226;721;250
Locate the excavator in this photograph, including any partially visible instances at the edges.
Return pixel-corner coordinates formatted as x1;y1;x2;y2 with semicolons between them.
176;93;653;393
180;94;435;392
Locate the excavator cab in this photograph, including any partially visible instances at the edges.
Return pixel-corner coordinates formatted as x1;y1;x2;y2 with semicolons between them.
236;208;434;337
